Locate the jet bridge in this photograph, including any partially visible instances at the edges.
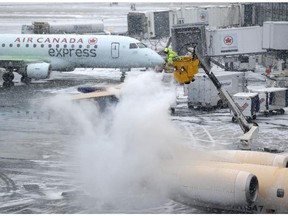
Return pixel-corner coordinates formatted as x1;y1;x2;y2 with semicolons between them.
171;24;266;72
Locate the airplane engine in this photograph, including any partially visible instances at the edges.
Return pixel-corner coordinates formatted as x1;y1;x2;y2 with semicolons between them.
204;161;288;213
213;150;288;168
26;63;51;79
169;166;258;211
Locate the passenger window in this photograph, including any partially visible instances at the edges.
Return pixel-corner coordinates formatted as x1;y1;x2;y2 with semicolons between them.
9;44;13;47
2;44;5;47
41;44;44;48
56;44;59;48
33;44;37;48
17;44;20;47
48;44;52;48
64;44;67;48
129;43;138;49
137;43;147;48
26;44;29;48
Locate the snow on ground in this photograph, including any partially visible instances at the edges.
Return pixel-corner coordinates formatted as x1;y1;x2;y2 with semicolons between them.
0;2;287;214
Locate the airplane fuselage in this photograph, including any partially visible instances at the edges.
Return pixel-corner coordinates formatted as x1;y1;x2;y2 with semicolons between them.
0;34;164;71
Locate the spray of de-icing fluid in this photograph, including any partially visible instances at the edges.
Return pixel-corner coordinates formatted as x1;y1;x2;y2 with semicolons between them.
43;72;187;209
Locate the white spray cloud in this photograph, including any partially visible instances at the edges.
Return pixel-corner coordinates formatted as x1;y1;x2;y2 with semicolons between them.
43;72;185;209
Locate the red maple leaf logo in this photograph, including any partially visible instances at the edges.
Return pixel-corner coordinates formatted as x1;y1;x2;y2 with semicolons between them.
224;36;233;45
200;13;206;21
88;37;98;45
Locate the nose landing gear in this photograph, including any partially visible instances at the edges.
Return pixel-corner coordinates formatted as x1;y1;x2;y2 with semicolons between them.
120;71;126;82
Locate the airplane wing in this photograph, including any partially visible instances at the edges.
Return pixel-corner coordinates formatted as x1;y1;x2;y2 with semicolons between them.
72;85;122;100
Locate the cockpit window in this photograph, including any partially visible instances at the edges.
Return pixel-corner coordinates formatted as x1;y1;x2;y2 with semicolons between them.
129;43;138;49
137;43;147;48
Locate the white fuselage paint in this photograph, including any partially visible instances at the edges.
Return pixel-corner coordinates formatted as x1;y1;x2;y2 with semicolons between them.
0;34;164;71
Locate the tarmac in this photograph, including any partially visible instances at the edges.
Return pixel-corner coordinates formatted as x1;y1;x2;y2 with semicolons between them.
0;2;287;214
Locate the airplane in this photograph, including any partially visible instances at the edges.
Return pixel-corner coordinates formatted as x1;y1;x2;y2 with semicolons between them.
159;146;288;214
0;34;164;87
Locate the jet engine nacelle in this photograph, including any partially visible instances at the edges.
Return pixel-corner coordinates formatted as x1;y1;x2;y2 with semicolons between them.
204;161;288;213
26;62;51;79
213;150;288;168
169;166;258;212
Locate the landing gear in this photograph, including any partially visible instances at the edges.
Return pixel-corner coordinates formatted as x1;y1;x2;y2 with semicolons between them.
120;68;130;82
2;81;14;88
21;76;32;85
120;72;126;82
2;71;14;88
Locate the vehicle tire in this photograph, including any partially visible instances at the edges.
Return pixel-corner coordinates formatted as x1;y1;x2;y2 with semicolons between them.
170;107;175;114
21;76;32;84
2;81;14;88
279;108;285;115
188;103;193;110
2;72;14;82
246;116;252;123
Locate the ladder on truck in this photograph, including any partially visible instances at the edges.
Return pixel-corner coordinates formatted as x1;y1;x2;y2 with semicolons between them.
172;49;259;149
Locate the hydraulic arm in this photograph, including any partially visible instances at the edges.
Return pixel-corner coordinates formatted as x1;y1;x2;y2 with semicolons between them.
172;48;259;149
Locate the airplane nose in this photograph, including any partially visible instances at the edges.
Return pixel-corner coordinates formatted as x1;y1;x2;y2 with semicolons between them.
156;53;165;65
151;52;165;66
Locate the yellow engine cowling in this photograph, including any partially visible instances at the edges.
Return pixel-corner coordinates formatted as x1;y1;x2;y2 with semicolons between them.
173;56;199;84
212;150;288;168
167;165;259;212
202;161;288;213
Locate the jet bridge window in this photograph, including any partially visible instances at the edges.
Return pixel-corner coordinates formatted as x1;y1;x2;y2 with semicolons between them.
129;43;138;49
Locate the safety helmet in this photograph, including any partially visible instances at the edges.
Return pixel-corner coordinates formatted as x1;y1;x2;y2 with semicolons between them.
164;48;169;53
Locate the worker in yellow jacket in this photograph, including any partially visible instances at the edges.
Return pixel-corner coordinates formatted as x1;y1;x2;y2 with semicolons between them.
164;47;178;63
163;47;178;73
